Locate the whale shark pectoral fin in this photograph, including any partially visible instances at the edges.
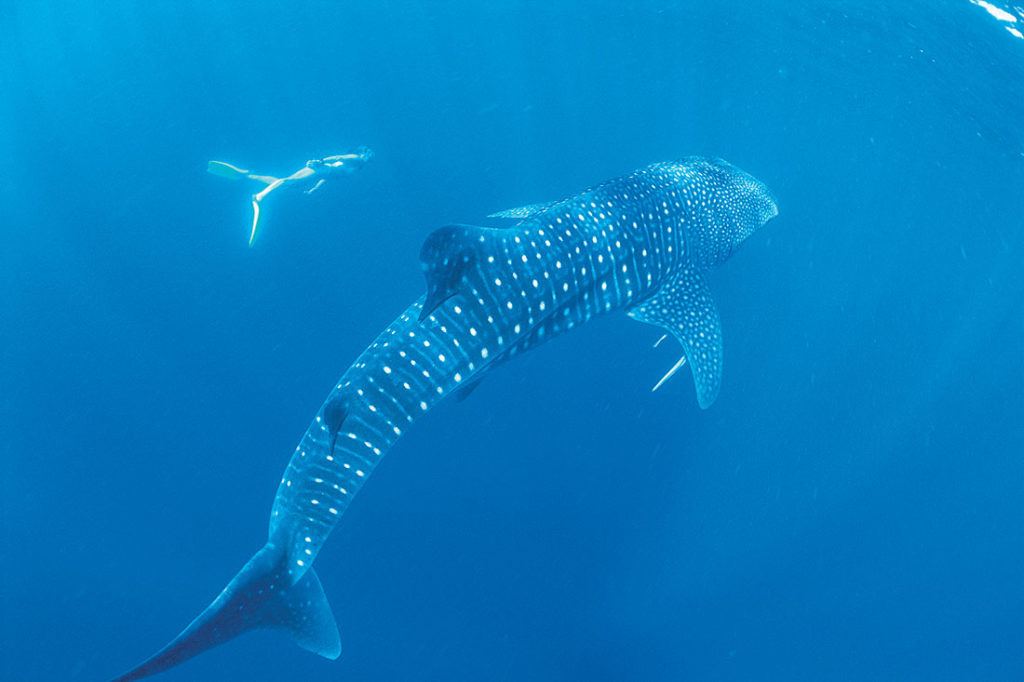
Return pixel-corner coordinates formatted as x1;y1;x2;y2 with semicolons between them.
628;267;724;409
418;224;504;321
487;201;559;220
111;542;340;681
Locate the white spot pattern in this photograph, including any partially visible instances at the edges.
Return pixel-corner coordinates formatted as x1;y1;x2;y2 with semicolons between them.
268;158;776;573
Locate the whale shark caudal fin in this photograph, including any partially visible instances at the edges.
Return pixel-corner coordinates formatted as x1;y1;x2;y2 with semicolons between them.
627;266;724;409
418;224;506;321
206;160;251;180
111;541;340;681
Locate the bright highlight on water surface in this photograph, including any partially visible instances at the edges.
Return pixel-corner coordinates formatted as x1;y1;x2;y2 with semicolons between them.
968;0;1024;38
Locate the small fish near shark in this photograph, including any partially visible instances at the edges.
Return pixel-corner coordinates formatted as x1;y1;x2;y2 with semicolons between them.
111;157;778;680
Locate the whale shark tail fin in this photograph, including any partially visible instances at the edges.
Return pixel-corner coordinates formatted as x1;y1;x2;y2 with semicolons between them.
111;542;340;681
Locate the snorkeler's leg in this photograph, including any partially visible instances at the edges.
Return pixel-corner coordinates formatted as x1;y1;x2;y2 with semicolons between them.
285;166;317;182
246;174;278;185
253;178;286;203
248;178;287;246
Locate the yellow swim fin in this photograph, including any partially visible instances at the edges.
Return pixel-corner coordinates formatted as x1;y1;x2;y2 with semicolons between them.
207;160;250;179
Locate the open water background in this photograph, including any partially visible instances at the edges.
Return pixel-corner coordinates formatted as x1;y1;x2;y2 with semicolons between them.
2;2;1022;680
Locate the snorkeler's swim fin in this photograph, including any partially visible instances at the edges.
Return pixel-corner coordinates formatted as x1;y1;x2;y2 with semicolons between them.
207;160;251;180
249;199;263;247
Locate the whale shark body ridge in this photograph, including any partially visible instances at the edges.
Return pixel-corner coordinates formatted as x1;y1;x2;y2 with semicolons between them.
111;157;777;680
487;200;561;220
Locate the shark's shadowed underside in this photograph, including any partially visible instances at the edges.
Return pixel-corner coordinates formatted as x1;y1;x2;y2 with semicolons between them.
111;158;777;680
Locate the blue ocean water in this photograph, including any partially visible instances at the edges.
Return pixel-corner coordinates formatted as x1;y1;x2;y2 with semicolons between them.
2;1;1022;680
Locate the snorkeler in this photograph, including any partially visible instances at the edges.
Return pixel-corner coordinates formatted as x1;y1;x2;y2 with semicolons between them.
207;146;374;246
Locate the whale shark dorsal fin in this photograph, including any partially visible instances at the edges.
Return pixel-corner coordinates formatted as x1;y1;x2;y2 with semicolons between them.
322;397;349;455
455;377;484;402
627;267;724;409
487;201;558;220
418;224;505;321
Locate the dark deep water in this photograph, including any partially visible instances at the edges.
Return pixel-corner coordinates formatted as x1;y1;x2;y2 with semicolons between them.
2;2;1022;680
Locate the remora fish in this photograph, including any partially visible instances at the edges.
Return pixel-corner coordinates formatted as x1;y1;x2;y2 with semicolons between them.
112;157;777;680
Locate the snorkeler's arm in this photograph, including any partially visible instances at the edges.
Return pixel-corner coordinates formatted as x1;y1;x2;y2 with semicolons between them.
304;179;327;195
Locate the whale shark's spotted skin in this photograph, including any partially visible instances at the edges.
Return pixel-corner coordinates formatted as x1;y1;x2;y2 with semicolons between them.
112;158;777;681
270;159;777;565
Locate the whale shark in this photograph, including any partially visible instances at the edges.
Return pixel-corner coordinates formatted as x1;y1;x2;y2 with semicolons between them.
111;157;777;680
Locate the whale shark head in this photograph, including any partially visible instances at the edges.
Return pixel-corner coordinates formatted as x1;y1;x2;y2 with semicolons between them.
681;157;777;269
